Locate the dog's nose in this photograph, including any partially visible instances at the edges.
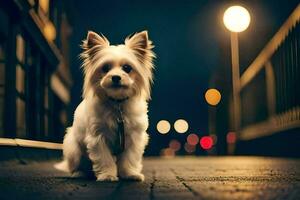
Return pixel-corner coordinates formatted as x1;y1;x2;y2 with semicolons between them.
112;75;121;83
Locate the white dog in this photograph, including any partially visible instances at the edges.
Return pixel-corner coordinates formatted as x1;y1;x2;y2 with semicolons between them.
55;30;155;182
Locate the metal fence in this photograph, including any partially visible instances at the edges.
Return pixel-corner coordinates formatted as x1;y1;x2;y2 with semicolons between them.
239;4;300;140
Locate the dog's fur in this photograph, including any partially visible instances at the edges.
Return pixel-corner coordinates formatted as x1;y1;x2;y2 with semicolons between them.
55;30;155;181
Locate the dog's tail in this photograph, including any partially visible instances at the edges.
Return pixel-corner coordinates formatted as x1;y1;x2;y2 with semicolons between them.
54;160;70;173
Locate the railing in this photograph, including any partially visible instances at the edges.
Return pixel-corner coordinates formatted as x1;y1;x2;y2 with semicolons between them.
239;4;300;140
0;138;62;150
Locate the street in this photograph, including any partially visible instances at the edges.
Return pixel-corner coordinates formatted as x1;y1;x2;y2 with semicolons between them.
0;156;299;199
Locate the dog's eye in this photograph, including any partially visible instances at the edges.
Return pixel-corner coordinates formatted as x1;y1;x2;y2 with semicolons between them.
122;64;132;73
102;64;110;73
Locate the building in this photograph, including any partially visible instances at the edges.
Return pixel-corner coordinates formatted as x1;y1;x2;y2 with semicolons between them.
0;0;73;142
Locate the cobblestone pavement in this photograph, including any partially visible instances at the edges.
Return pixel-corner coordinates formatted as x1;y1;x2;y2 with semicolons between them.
0;156;299;200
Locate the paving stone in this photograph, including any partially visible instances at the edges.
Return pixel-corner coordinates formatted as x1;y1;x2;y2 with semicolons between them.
0;157;299;199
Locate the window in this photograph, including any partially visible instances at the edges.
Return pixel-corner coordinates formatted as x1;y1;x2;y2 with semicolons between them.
15;34;26;138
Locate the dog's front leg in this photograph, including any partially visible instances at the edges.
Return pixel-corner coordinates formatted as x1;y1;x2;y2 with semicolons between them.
117;132;148;181
85;134;118;181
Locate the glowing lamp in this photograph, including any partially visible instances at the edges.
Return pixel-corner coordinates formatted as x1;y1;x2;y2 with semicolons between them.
223;6;251;32
205;89;221;106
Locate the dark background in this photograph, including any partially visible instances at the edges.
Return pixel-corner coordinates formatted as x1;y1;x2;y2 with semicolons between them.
66;0;299;155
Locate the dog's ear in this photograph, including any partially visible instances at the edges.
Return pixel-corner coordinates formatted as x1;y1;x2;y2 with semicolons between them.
82;31;109;50
80;31;109;66
125;31;155;101
125;31;154;59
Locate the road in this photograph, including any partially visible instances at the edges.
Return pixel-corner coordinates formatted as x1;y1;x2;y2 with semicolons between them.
0;156;299;199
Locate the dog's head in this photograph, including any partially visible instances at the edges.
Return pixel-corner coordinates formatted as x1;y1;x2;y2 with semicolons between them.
80;31;155;101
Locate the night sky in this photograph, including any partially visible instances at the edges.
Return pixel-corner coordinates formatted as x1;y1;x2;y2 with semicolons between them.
68;0;299;155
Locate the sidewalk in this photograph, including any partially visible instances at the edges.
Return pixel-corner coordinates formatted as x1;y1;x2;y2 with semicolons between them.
0;156;299;199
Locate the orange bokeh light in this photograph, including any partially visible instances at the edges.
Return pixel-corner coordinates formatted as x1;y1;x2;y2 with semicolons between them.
205;89;221;106
160;148;175;157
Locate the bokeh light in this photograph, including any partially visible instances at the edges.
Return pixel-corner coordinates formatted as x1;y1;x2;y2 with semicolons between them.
157;120;171;134
200;136;213;150
184;142;196;153
160;148;175;157
187;134;199;146
205;89;221;106
174;119;189;133
169;139;181;152
39;0;49;13
223;6;251;32
227;132;237;144
44;22;56;41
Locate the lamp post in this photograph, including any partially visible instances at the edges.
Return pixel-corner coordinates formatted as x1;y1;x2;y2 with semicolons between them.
223;6;251;138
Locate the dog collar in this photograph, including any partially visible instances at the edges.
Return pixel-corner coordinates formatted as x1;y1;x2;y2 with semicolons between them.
106;96;128;155
110;101;127;155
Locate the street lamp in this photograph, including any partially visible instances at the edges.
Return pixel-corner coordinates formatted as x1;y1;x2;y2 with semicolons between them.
223;6;251;135
223;6;251;32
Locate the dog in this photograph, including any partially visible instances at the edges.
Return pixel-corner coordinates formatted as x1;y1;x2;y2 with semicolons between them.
55;30;155;182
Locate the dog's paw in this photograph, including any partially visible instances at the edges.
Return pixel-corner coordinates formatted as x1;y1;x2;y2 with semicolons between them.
120;173;145;182
96;174;119;182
